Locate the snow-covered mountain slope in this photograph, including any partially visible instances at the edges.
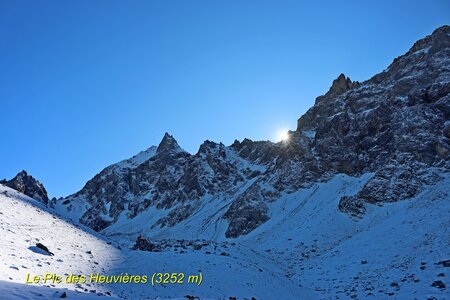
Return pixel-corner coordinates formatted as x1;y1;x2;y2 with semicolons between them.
242;172;450;299
54;26;450;240
0;281;117;300
100;172;449;299
0;184;316;299
0;184;121;298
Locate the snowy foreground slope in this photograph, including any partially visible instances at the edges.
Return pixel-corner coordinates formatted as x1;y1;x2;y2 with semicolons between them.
0;184;314;299
3;172;450;299
0;185;123;299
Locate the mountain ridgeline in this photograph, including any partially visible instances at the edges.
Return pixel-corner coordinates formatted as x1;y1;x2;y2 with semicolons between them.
45;26;450;238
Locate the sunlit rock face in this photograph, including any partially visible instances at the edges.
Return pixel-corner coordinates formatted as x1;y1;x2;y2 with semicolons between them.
57;26;449;237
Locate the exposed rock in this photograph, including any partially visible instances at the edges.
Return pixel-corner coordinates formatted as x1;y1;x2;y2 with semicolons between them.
0;171;49;204
36;243;54;256
326;73;359;96
437;259;450;267
157;132;184;154
132;236;162;252
223;184;270;238
431;280;446;289
338;196;366;218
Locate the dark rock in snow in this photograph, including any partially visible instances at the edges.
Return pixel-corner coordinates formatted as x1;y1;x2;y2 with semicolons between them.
437;259;450;267
132;236;162;252
36;243;54;256
431;280;446;289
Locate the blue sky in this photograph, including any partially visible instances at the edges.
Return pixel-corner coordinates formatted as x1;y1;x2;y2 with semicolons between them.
1;0;449;197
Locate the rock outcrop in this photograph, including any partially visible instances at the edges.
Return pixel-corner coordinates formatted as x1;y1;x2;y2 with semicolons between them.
1;170;49;204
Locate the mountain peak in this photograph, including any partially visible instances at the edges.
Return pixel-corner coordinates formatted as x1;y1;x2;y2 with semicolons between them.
0;170;49;204
156;132;183;154
327;73;354;95
16;170;28;177
406;24;450;56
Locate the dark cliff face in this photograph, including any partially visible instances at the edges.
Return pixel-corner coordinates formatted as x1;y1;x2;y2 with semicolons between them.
1;170;49;204
59;26;450;237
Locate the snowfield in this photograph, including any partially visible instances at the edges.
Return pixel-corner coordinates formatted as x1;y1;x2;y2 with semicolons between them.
242;173;450;299
0;185;121;299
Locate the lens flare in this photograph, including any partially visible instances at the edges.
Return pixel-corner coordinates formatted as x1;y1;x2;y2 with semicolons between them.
277;130;289;142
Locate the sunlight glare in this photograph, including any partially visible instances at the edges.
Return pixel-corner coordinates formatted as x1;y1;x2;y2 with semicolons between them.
277;129;289;142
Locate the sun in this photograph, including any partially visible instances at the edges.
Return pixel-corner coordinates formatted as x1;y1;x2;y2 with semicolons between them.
277;129;290;142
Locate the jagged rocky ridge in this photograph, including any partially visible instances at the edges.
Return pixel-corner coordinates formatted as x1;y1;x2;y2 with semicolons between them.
1;170;49;204
56;26;450;237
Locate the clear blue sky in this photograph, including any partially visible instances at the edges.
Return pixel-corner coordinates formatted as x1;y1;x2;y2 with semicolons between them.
1;0;448;198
